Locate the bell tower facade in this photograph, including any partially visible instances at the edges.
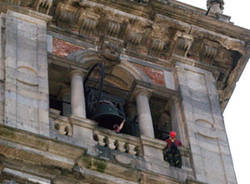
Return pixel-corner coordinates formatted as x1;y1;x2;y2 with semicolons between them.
0;0;249;184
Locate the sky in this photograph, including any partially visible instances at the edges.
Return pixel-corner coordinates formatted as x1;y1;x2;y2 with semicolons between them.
177;1;250;183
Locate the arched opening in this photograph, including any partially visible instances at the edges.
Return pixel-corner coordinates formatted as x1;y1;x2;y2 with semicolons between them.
48;49;150;137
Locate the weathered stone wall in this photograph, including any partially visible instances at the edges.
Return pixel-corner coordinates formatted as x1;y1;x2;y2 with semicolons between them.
0;82;3;124
176;63;237;184
0;13;5;125
3;10;51;136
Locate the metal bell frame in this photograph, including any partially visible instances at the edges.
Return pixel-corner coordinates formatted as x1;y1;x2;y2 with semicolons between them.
83;63;126;130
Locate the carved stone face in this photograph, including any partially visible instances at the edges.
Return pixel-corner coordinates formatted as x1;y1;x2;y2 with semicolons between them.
101;42;121;62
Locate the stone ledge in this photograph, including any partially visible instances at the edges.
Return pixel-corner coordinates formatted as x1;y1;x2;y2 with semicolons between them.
7;6;52;22
70;115;97;129
140;135;166;149
0;125;85;161
3;168;51;184
185;179;207;184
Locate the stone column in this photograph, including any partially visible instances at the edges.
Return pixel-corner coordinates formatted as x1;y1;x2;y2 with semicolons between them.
71;70;86;118
135;87;166;165
135;88;154;138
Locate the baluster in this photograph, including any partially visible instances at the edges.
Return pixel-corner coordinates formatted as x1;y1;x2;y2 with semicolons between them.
117;140;126;152
96;134;106;146
107;137;116;150
127;144;137;155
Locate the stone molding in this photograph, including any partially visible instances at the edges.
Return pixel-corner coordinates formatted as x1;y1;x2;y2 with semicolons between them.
8;6;52;22
133;85;153;99
140;135;166;149
70;69;84;78
69;115;97;129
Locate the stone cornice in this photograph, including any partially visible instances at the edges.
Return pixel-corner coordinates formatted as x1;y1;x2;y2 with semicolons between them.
7;6;52;22
1;1;250;41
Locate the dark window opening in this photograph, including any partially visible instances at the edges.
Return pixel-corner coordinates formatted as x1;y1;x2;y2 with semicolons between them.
49;95;63;115
150;96;172;141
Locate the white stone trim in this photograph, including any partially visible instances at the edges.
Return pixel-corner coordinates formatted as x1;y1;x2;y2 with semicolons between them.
3;168;51;184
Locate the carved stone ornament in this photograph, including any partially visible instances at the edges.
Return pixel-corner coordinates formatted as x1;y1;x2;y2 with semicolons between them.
207;0;224;14
101;41;121;62
175;32;193;57
35;0;53;14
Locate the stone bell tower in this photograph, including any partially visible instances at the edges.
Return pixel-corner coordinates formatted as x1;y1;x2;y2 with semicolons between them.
0;0;249;184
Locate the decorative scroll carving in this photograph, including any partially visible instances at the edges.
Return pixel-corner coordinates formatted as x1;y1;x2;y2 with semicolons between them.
125;19;151;47
107;21;121;36
35;0;53;14
151;39;165;52
79;17;99;35
148;21;172;56
127;31;143;45
175;32;193;57
200;40;219;64
55;3;80;26
78;8;100;35
204;45;218;58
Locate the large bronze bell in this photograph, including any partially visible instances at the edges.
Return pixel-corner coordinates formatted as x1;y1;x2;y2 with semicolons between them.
84;63;125;129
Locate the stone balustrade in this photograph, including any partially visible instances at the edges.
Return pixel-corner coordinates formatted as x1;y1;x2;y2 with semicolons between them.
93;128;141;156
50;108;73;136
49;108;192;170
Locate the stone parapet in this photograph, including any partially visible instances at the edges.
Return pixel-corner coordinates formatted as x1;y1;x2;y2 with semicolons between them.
48;110;194;182
94;128;141;156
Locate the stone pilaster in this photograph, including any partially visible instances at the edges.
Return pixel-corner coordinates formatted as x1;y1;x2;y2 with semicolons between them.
176;63;237;184
4;9;51;136
71;70;86;118
135;87;154;138
70;115;97;156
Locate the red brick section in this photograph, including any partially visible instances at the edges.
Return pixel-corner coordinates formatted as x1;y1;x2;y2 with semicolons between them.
53;38;84;57
134;63;165;86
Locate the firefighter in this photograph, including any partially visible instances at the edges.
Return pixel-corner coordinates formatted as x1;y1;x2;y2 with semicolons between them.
164;131;182;168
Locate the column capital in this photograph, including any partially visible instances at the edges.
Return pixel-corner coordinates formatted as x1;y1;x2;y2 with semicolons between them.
70;69;84;78
133;86;153;98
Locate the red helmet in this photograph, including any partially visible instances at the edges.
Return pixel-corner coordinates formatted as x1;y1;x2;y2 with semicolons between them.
170;131;176;138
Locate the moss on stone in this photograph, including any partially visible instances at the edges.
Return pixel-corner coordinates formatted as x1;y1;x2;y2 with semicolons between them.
0;126;15;138
93;159;107;173
78;155;92;169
